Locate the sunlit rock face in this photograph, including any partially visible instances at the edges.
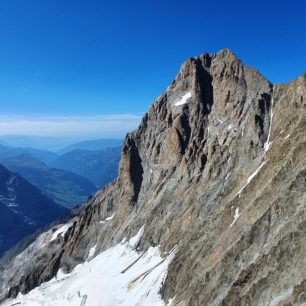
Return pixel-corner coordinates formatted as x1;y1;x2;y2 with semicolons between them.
1;49;306;306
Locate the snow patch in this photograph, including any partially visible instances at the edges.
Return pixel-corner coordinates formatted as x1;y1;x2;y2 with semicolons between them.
167;297;177;305
236;160;267;197
230;207;241;227
174;92;192;106
3;226;177;306
105;213;114;221
100;213;115;224
285;134;290;140
50;224;72;242
264;88;274;152
87;244;97;261
129;225;145;249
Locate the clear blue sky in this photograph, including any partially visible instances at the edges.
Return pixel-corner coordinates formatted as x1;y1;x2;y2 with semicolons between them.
0;0;305;137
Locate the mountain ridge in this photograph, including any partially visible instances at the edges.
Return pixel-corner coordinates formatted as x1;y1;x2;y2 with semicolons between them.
1;49;306;305
57;138;123;154
0;144;58;164
52;147;121;188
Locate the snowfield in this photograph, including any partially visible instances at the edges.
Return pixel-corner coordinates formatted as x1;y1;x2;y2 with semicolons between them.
2;226;177;306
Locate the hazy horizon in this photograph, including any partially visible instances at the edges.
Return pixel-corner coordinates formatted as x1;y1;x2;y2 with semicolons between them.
0;133;126;152
0;114;142;139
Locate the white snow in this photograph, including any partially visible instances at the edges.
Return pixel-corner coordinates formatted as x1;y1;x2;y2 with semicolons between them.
3;226;177;306
167;297;176;305
236;160;267;197
285;134;290;140
264;88;274;152
100;213;115;223
230;207;241;227
87;244;97;260
105;213;114;221
50;224;72;242
129;225;145;249
174;92;192;106
7;202;18;207
242;126;245;137
216;118;224;124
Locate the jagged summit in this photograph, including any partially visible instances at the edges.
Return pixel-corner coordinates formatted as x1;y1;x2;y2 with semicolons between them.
1;50;306;305
186;48;239;63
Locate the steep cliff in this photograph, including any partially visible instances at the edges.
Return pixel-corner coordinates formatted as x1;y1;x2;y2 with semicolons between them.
1;49;306;306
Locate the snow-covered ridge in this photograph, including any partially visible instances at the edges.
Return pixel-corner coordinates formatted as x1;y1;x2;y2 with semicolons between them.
3;226;177;306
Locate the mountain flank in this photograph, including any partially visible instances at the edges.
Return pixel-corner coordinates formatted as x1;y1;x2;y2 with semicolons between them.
58;138;123;154
52;147;121;188
1;154;97;208
1;49;306;306
0;164;66;256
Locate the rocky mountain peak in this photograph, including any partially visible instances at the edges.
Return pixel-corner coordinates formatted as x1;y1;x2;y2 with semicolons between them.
118;49;273;211
1;49;306;306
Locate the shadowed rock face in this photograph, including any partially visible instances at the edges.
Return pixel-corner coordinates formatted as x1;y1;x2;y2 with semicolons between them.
1;49;306;305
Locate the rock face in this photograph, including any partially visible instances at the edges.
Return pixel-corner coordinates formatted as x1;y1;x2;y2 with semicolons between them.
0;164;66;256
1;49;306;305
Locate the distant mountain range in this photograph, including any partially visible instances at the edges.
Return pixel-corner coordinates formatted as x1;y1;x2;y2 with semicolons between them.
57;138;123;154
1;154;97;208
0;135;72;152
52;147;121;188
0;135;123;153
0;139;123;207
0;138;122;258
0;144;58;164
0;164;66;256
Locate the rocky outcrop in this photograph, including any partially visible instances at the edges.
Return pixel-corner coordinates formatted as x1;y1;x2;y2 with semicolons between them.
1;49;306;306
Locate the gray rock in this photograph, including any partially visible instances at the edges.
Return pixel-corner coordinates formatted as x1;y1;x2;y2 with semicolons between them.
1;49;306;306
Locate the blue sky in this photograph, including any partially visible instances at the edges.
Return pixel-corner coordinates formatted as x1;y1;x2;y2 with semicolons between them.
0;0;305;138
